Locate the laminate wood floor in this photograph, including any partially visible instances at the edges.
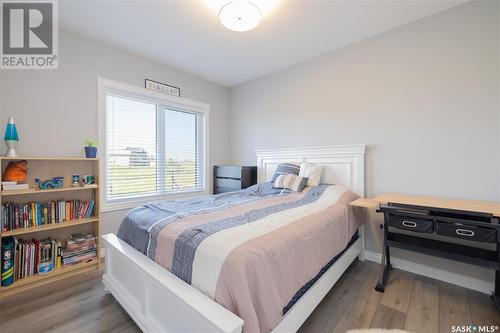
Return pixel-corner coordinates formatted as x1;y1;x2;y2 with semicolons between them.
0;261;498;333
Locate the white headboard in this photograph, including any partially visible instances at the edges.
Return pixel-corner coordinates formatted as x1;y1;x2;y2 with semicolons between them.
255;144;365;197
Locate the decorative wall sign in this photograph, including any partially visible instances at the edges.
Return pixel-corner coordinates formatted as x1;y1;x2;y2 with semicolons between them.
145;79;180;97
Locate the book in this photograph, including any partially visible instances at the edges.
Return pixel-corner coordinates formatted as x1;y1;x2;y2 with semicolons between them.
62;247;96;258
4;231;97;283
2;183;29;190
15;237;66;280
62;251;96;265
2;181;17;186
1;200;95;232
61;233;97;265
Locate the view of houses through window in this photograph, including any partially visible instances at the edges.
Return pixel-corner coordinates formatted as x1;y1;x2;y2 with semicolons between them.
105;94;203;203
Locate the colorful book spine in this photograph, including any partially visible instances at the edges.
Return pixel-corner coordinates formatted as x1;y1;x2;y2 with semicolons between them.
11;237;65;281
0;200;95;232
8;234;95;283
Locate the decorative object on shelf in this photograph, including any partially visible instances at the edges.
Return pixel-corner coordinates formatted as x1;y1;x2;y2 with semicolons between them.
4;117;19;157
70;232;89;243
2;160;28;182
84;138;98;158
145;79;180;97
1;237;15;286
35;176;64;189
72;174;80;187
82;174;96;186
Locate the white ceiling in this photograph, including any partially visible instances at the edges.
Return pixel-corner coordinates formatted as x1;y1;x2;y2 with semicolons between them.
59;0;468;87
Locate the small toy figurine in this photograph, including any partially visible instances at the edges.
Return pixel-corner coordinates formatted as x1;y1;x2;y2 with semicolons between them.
81;175;96;186
34;177;64;189
72;174;80;187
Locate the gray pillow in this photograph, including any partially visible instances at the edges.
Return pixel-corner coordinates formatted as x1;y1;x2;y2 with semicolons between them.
270;163;300;182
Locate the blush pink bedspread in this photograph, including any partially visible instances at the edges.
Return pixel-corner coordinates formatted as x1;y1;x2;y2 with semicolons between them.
120;184;362;332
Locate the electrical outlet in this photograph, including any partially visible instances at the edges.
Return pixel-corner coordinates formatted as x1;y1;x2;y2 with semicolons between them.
100;248;105;258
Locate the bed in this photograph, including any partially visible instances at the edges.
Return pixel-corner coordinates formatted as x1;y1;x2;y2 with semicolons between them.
101;144;366;333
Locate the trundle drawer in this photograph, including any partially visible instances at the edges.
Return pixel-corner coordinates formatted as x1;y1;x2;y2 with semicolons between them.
435;222;497;243
387;214;434;233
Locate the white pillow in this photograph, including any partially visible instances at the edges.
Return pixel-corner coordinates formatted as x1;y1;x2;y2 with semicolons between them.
299;162;323;187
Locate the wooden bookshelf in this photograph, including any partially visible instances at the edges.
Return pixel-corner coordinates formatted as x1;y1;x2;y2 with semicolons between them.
1;259;99;297
0;157;101;297
1;217;99;237
1;184;98;196
1;157;99;161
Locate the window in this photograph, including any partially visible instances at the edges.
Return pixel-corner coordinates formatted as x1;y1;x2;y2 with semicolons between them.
98;78;208;211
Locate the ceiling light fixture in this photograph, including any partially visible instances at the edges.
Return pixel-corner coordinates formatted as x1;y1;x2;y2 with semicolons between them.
219;1;262;32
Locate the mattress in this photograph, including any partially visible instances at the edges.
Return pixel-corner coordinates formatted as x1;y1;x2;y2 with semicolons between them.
117;182;362;332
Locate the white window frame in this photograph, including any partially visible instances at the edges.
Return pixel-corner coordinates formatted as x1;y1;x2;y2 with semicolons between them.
97;77;210;212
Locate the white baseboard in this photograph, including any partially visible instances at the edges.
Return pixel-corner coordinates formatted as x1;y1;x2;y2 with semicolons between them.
362;250;494;295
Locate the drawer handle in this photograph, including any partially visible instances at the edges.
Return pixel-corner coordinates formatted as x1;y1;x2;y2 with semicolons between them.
402;221;417;228
456;229;475;237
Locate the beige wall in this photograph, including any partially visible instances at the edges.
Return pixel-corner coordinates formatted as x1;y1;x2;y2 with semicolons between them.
229;1;500;282
1;29;231;235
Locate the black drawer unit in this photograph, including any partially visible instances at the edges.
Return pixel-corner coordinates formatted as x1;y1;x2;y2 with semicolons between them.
213;165;257;194
387;214;434;233
374;202;500;310
435;222;497;243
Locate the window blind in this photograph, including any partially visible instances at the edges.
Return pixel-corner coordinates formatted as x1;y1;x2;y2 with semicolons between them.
164;108;202;192
105;94;204;203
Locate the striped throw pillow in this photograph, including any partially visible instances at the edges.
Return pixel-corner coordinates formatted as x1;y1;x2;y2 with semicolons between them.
273;174;309;192
270;163;300;182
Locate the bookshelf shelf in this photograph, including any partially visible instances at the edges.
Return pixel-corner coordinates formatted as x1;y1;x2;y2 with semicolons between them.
1;217;99;237
1;157;99;161
0;157;101;298
1;185;99;196
0;259;99;297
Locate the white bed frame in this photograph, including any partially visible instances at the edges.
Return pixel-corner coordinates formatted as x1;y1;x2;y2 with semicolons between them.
102;144;366;333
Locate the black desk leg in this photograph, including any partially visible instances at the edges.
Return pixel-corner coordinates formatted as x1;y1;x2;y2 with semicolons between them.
494;270;500;310
493;244;500;310
375;221;392;293
385;238;391;268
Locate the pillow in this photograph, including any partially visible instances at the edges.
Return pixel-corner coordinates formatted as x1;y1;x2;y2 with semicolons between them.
273;174;308;192
299;162;323;187
270;163;300;182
